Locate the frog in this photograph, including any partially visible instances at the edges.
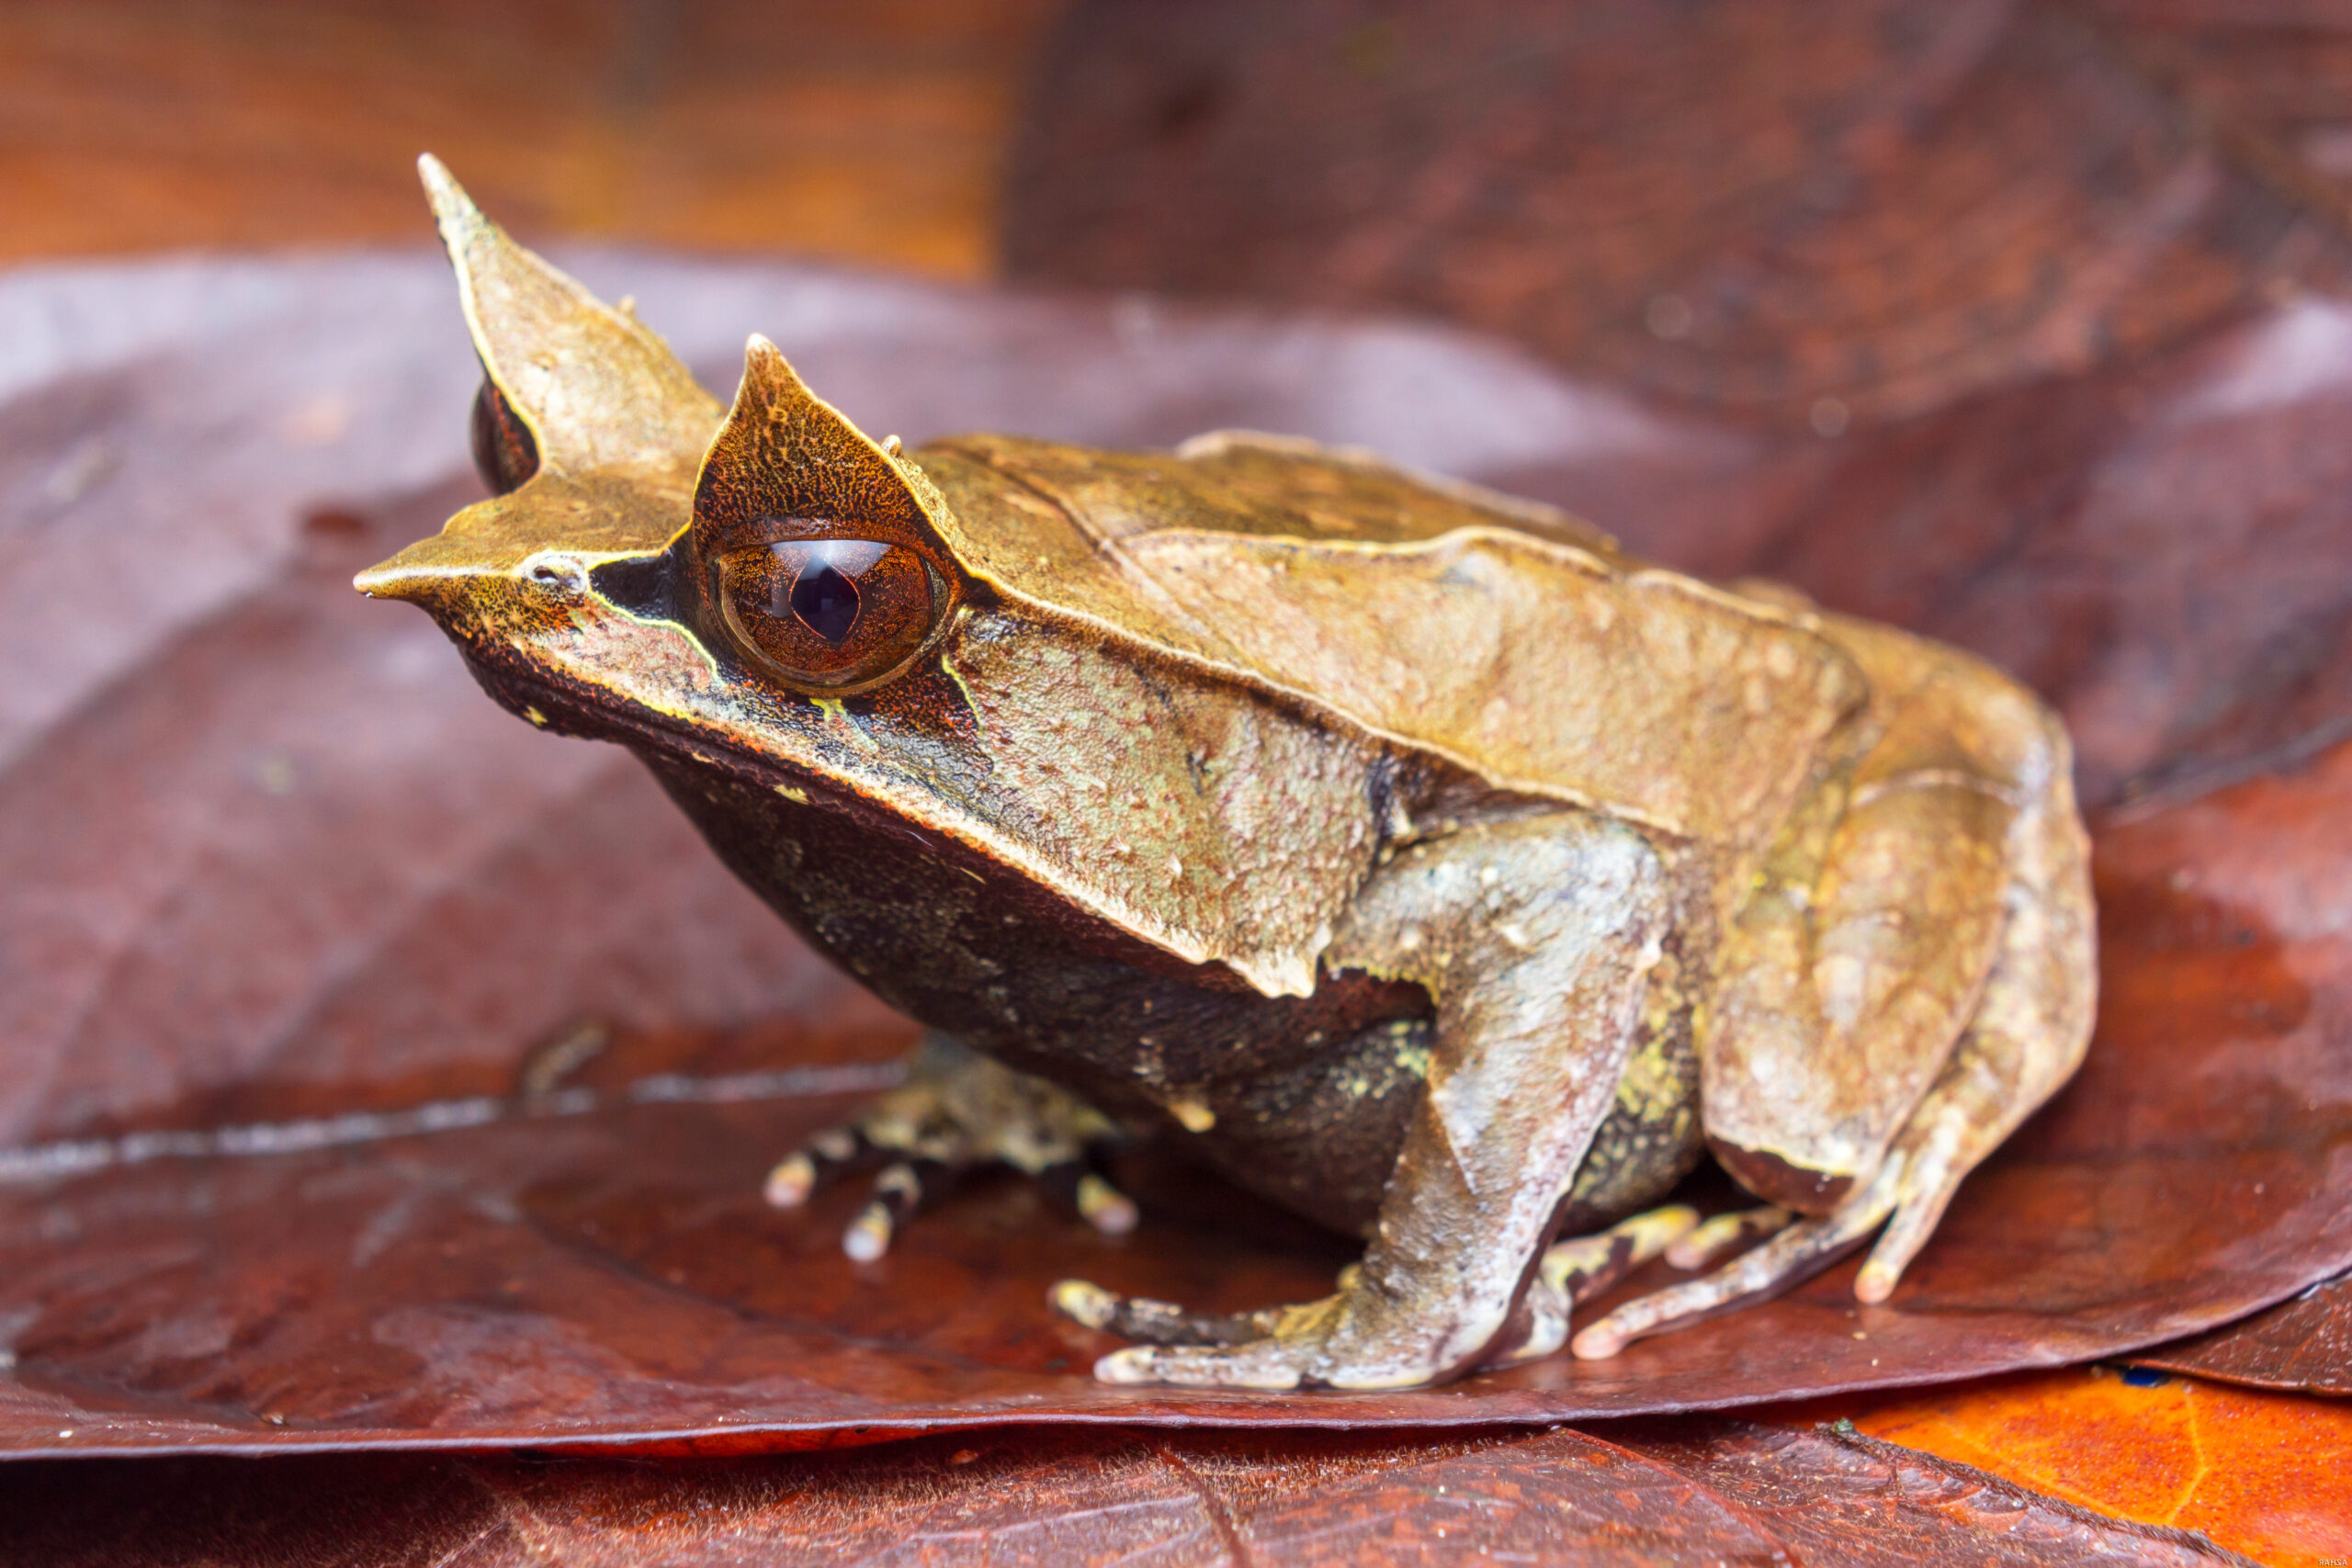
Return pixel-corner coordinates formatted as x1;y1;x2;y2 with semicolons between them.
357;157;2098;1391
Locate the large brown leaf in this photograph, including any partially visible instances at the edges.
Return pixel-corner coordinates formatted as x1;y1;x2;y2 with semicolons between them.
0;1423;2254;1565
0;737;2341;1453
0;254;2346;1458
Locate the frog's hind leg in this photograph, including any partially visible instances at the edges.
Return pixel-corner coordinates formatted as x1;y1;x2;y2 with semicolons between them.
1851;761;2094;1300
764;1032;1137;1259
1695;626;2091;1218
1700;771;2016;1216
1572;680;2094;1358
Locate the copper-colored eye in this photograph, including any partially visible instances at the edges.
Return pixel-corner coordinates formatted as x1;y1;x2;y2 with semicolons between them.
715;537;945;689
470;378;538;495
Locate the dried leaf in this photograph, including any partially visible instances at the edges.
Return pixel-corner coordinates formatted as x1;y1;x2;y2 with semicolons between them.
15;3;2352;1552
1852;1367;2352;1567
2133;1271;2352;1397
0;731;2345;1452
1;243;2348;1454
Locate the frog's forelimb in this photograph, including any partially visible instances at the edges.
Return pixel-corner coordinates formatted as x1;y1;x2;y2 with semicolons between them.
765;1032;1136;1260
1080;815;1675;1390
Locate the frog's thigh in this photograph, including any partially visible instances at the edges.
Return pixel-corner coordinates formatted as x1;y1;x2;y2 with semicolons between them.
1703;777;2013;1213
1094;815;1670;1390
1852;772;2095;1297
1573;774;2094;1353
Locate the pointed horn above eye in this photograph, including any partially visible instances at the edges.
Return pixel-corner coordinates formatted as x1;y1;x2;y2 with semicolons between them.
693;333;944;539
418;153;720;476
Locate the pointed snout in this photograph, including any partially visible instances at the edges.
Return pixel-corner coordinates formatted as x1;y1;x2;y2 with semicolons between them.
352;510;535;616
352;555;471;612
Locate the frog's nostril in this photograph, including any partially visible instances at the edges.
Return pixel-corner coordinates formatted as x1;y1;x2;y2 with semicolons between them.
526;556;586;595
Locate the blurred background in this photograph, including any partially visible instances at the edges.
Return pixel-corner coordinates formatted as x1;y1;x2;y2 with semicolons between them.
0;0;1058;275
12;0;2352;434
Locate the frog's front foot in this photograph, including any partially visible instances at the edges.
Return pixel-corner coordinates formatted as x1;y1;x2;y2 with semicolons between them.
1057;1202;1705;1385
764;1032;1136;1259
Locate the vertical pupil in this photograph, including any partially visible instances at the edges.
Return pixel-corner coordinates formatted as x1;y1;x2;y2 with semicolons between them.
791;564;861;643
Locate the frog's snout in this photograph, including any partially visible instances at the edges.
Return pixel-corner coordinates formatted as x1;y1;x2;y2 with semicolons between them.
354;543;585;618
353;555;464;612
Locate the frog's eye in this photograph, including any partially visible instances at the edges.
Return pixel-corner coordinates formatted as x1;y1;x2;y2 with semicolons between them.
470;378;539;496
715;537;946;689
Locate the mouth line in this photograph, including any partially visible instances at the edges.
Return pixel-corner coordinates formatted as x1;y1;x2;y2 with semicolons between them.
457;642;851;805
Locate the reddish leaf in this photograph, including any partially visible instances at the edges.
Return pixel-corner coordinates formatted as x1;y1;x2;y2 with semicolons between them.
0;736;2345;1450
0;1423;2253;1565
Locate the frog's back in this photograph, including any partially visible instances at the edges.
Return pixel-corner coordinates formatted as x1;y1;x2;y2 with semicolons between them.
913;431;1871;848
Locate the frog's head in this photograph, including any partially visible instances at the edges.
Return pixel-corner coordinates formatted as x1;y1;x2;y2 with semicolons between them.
359;160;1350;997
358;156;980;752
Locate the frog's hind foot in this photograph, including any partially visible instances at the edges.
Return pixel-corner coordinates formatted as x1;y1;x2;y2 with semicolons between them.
1054;1203;1708;1377
763;1032;1136;1259
1481;1203;1700;1368
1569;1187;1897;1359
1589;659;2098;1359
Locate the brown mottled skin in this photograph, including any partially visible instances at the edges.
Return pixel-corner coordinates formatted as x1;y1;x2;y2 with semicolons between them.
359;158;2097;1391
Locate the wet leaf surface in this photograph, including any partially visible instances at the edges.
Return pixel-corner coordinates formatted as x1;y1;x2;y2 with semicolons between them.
0;1421;2256;1566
